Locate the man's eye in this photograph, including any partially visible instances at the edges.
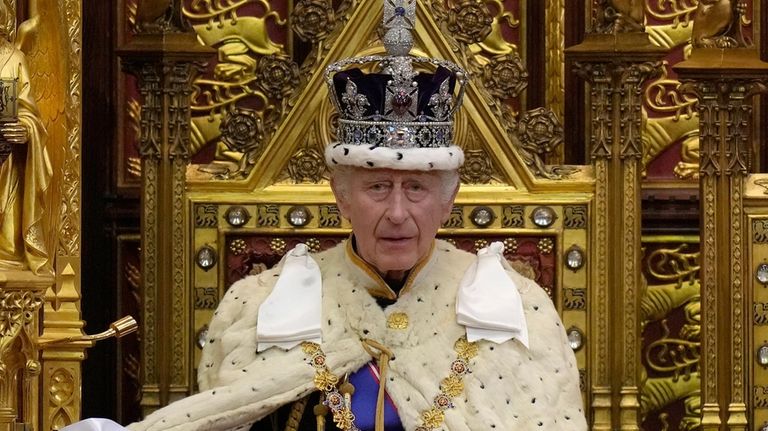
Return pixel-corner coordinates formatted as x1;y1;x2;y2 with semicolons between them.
369;183;389;192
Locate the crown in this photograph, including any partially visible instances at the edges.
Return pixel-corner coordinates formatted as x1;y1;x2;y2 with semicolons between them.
324;0;468;171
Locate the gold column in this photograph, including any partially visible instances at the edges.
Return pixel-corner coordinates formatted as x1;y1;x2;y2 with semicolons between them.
675;48;768;431
39;263;87;431
118;6;213;415
568;32;664;430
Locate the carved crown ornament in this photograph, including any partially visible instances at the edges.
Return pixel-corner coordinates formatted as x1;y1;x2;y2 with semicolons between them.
169;0;578;186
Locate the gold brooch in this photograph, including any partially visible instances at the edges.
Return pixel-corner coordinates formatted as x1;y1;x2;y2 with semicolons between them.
386;312;409;330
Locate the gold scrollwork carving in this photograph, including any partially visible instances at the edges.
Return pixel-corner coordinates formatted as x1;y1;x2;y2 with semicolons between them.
183;0;296;178
646;244;700;282
442;206;464;229
183;0;285;55
318;205;341;228
645;321;700;376
645;63;698;120
754;219;768;243
428;1;570;179
755;178;768;195
641;374;701;430
640;244;701;429
256;204;280;227
646;0;698;26
564;288;586;310
194;204;218;228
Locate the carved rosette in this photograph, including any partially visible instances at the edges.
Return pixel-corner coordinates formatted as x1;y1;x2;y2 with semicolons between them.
481;54;527;100
287;147;326;183
516;107;571;179
459;149;493;184
220;109;264;157
447;2;493;44
292;0;336;42
256;55;300;100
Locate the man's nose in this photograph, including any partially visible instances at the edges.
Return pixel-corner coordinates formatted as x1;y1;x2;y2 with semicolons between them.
385;188;409;224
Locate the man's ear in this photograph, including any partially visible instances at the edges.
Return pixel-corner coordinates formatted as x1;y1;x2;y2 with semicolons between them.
440;182;460;224
330;176;350;219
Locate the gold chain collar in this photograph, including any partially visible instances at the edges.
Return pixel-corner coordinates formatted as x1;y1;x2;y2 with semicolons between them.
301;336;479;431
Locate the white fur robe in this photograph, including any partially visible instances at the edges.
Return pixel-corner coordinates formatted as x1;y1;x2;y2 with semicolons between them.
129;240;587;431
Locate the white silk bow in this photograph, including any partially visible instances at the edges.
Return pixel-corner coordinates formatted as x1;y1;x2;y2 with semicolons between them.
456;241;529;348
257;244;323;351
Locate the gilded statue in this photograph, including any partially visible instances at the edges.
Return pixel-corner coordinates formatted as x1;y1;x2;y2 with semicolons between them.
692;0;747;48
0;1;52;275
595;0;645;33
136;0;186;32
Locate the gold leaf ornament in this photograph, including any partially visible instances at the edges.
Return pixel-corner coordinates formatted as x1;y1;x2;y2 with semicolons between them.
440;374;464;397
421;407;445;428
313;369;339;391
454;337;479;360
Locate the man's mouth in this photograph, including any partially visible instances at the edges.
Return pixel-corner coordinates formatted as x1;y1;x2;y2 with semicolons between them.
380;236;413;244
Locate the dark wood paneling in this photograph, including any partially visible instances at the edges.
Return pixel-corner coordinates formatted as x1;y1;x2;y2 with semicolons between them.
83;0;140;422
525;0;545;110
563;0;586;165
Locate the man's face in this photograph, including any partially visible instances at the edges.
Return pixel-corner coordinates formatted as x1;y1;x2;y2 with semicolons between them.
332;168;457;280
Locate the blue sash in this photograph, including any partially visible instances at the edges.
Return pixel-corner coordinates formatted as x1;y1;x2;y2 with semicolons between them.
348;363;404;431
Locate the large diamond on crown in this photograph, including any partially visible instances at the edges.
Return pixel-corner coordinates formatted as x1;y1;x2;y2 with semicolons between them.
385;126;415;148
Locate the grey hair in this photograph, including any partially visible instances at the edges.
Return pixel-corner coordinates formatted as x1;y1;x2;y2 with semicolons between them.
331;165;460;204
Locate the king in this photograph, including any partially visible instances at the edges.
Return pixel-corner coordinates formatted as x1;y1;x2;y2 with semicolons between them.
122;1;587;430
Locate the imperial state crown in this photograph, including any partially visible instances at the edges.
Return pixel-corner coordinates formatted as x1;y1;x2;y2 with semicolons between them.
324;0;468;171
